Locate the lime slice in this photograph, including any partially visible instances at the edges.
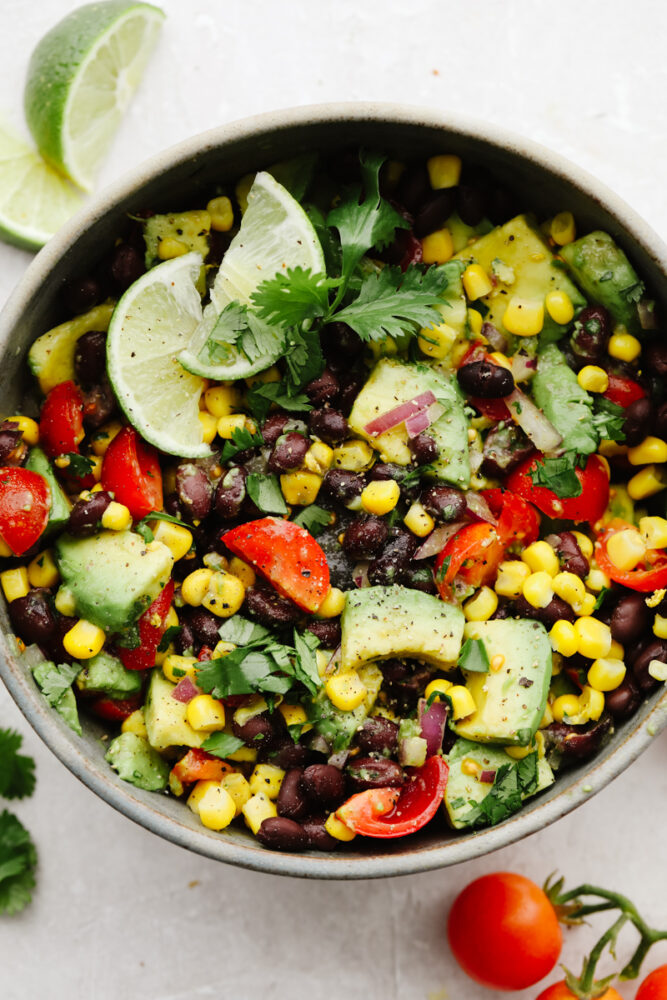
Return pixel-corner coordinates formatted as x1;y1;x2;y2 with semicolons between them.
179;170;325;380
106;251;211;459
24;1;165;192
0;121;83;250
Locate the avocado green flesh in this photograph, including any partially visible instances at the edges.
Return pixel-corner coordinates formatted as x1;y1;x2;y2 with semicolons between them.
25;447;71;534
560;231;643;335
452;619;551;746
433;258;467;334
144;669;204;752
55;530;174;634
313;662;382;751
27;302;115;395
532;344;597;454
340;585;465;672
75;651;141;699
105;732;169;792
143;211;210;269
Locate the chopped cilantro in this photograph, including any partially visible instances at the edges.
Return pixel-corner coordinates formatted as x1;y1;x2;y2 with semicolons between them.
219;425;264;463
458;637;490;673
0;729;35;801
467;752;539;827
252;266;331;328
158;624;182;653
592;400;626;443
197;301;284;368
31;661;81;735
434;553;452;584
135;509;186;543
63;453;94;478
201;732;245;759
530;454;584;499
0;810;37;916
246;382;311;423
284;325;324;393
593;587;610;611
620;280;645;304
246;473;288;515
292;504;332;536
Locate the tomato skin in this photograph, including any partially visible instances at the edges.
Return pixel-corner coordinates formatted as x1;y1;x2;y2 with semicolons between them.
171;748;233;785
636;965;667;1000
336;756;448;838
101;426;163;520
221;517;330;613
90;694;142;722
603;372;645;408
447;872;562;990
535;983;622;1000
507;453;610;524
0;467;51;555
39;381;84;458
118;579;175;671
595;521;667;592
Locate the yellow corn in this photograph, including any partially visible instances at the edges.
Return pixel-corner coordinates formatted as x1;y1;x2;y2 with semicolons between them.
502;297;544;336
27;549;59;589
628;437;667;466
505;738;538;760
181;567;214;606
242;791;277;835
462;263;493;300
577;365;609;393
574;616;612;659
494;559;531;598
640;516;667;550
225;745;257;763
424;678;453;701
608;331;641;362
245;366;281;389
606;528;646;572
149;520;193;561
193;782;237;831
448;685;476;719
550;211;576;246
578;685;605;722
157;237;189;260
544;290;575;325
63;619;105;659
461;757;482;777
417;322;457;359
207;195;234;232
539;703;555;729
204;384;241;418
0;567;29;603
609;639;624;660
360;480;400;516
403;501;435;537
278;703;308;727
586;567;610;592
522;571;554;609
90;454;103;482
162;654;197;683
552;571;586;609
588;658;626;692
427;154;462;189
249;763;285;800
280;471;322;506
100;501;132;532
332;440;374;471
522;540;560;577
303;441;334;476
549;619;578;657
198;411;218;445
220;773;252;816
325;812;357;842
653;614;667;639
628;465;667;500
121;709;148;738
325;672;367;711
216;414;248;439
467;309;483;336
572;531;594;559
552;694;581;722
0;538;12;557
576;593;597;617
7;415;39;446
91;421;123;457
228;556;256;588
202;571;245;618
54;586;76;616
316;587;346;619
421;228;454;264
463;586;498;622
212;640;236;659
185;694;226;732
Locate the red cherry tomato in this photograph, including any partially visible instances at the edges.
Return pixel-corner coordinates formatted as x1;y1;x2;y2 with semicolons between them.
448;872;562;991
603;372;645;408
101;426;163;521
536;984;622;1000
118;579;175;671
636;964;667;1000
595;520;667;592
0;467;51;555
507;453;610;524
170;748;234;786
221;517;330;613
38;381;84;458
90;693;143;722
435;521;505;598
335;756;448;838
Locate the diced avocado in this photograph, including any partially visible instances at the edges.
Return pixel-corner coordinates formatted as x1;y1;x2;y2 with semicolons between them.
312;662;382;752
27;302;115;394
444;737;554;829
143;210;211;269
105;732;169;791
560;231;643;335
532;344;597;454
340;585;465;672
348;358;470;488
55;530;174;634
434;259;467;335
144;669;204;752
454;215;586;342
445;212;493;254
75;651;142;699
452;619;551;746
25;447;71;534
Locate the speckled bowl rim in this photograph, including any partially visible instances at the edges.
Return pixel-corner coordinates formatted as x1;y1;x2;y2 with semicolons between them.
1;102;666;879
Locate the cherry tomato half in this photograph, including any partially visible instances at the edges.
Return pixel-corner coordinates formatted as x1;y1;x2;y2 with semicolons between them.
536;983;622;1000
118;579;175;671
101;426;163;521
90;694;143;722
0;467;51;555
448;872;562;991
603;372;645;408
435;521;505;599
507;453;610;524
38;380;84;458
170;748;234;786
636;964;667;1000
221;517;330;613
595;520;667;592
335;756;448;838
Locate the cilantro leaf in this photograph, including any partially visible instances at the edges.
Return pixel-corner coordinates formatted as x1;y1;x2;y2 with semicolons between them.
197;301;285;368
0;810;37;915
0;730;36;800
32;661;81;736
469;752;539;827
458;637;490;673
246;382;312;423
592;400;626;443
158;624;182;653
252;267;332;328
620;280;645;304
219;425;264;463
292;630;322;695
292;504;332;536
246;473;288;514
218;615;271;646
63;453;94;478
283;326;324;393
135;509;187;543
530;454;584;499
201;732;245;758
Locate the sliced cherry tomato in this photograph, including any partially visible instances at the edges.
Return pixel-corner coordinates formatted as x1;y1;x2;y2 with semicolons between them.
90;693;143;722
39;380;84;458
595;520;667;592
536;984;622;1000
170;748;234;785
469;395;512;421
336;756;448;838
118;579;175;671
0;467;51;555
603;372;645;408
636;964;667;1000
197;645;214;661
101;426;163;521
507;452;610;524
492;489;541;547
221;517;330;613
448;872;562;991
435;522;505;598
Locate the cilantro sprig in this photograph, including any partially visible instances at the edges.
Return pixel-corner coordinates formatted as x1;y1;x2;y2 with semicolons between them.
0;729;38;915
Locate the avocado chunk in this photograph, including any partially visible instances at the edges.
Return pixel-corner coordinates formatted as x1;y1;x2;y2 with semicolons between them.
25;447;71;534
532;344;597;454
55;530;174;634
312;662;383;752
27;302;115;394
434;258;468;335
144;669;204;752
445;212;493;254
340;585;465;672
560;231;643;335
348;358;470;488
452;619;551;746
105;732;169;791
143;210;211;269
444;737;554;829
75;651;142;699
454;215;586;342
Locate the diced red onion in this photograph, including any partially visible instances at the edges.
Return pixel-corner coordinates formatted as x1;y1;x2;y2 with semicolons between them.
481;321;507;353
418;697;449;757
414;521;466;559
465;491;498;525
505;387;562;453
470;446;485;474
363;390;437;436
510;352;537;383
405;402;446;438
171;676;200;703
310;733;330;754
638;299;658;330
324;647;341;678
353;561;370;588
328;750;350;769
480;769;497;784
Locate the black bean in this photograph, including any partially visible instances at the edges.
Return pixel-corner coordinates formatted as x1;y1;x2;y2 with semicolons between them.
610;592;650;645
623;397;652;447
320;323;364;365
355;717;399;756
308;408;348;444
67;491;113;536
305;368;340;406
413;190;456;238
655;401;667;440
0;423;25;466
420;485;466;521
605;676;642;721
397;164;431;213
74;330;107;385
82;381;116;429
481;423;533;478
383;661;432;713
544;714;613;763
9;591;56;646
368;529;419;587
487;187;516;225
256;816;309;851
174;618;194;655
320;469;365;505
63;276;103;315
231;712;280;748
269;741;311;770
337;368;367;416
187;607;221;649
457;360;514;398
43;614;78;663
645;341;667;377
214;466;247;519
456;183;486;227
268;433;309;473
301;815;344;851
513;595;576;626
401;564;437;594
245;583;301;627
570;306;611;366
368;463;406;483
110;243;145;292
629;638;667;693
175;464;212;522
301;764;346;809
410;433;438;465
261;413;291;446
276;768;309;821
546;531;589;579
346;756;404;793
342;516;388;559
306;619;341;648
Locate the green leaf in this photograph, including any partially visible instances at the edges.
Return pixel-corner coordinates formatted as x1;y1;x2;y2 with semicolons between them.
292;630;322;695
292;504;332;536
458;637;490;673
252;267;332;328
593;587;609;611
197;301;285;368
63;453;94;478
283;326;325;393
201;732;245;759
219;425;264;463
469;752;539;827
158;624;182;653
0;730;36;801
32;661;82;736
0;810;37;915
197;649;276;698
218;615;271;646
246;473;288;514
135;509;187;544
592;400;627;443
530;454;584;499
246;382;312;423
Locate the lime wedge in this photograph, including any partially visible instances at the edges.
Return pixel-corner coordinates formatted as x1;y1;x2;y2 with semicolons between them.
106;251;211;459
178;170;325;380
24;1;165;192
0;121;83;250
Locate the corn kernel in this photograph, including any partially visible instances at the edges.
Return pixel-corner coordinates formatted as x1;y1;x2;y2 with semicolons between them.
424;678;453;701
588;657;626;692
157;236;189;260
552;571;587;609
577;593;598;617
332;440;374;471
249;763;285;800
245;366;281;389
427;154;462;189
181;568;214;606
220;773;251;815
448;685;476;719
494;560;531;598
544;290;575;326
586;567;610;592
608;331;641;362
462;263;493;300
653;614;667;639
212;640;235;659
325;812;357;842
502;297;544;336
549;619;578;657
185;694;226;732
280;471;322;506
228;556;256;589
226;745;258;763
522;571;554;609
522;541;560;577
7;415;39;446
574;616;612;659
608;640;624;660
101;501;132;532
403;501;435;537
278;703;308;727
606;528;646;572
316;587;346;619
207;195;234;232
198;411;218;445
467;309;483;336
242;791;277;835
54;585;76;616
163;654;197;683
552;693;581;723
550;211;576;246
202;571;245;618
572;531;594;559
89;454;103;482
91;421;122;456
204;384;241;418
27;549;59;589
360;480;400;516
304;441;334;476
628;465;667;500
421;227;454;264
0;566;29;603
488;352;512;371
489;654;505;673
195;782;237;831
461;757;482;777
628;437;667;466
63;619;105;659
577;365;609;393
463;586;498;622
121;708;148;738
504;741;536;760
578;685;605;722
418;322;457;359
648;659;667;682
187;779;218;815
216;414;247;439
325;672;368;711
640;516;667;550
149;520;193;561
646;589;666;609
551;653;564;676
0;538;12;557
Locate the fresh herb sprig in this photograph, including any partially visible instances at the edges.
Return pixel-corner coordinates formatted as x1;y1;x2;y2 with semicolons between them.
0;728;38;915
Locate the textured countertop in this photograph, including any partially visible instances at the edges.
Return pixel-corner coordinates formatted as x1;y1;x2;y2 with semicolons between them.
0;2;666;997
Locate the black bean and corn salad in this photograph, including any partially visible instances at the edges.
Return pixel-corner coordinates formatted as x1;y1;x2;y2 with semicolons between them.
1;148;665;851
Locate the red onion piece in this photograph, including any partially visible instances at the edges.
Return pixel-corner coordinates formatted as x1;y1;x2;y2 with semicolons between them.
328;750;350;769
504;386;562;453
353;561;370;588
465;491;498;525
363;390;436;436
171;676;201;703
481;321;507;353
480;769;497;784
414;521;466;559
418;697;449;757
510;352;537;383
405;402;446;438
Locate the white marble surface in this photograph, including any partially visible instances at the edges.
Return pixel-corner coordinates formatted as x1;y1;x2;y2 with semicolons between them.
1;1;667;997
